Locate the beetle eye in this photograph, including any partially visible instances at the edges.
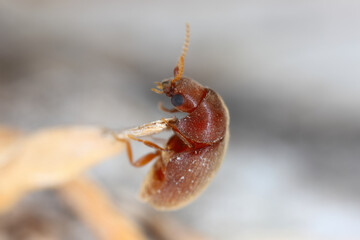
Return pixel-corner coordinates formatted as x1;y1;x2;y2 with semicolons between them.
171;94;184;107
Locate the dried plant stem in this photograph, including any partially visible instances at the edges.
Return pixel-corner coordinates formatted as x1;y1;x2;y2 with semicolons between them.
59;176;146;240
111;117;176;139
0;127;22;159
0;126;124;213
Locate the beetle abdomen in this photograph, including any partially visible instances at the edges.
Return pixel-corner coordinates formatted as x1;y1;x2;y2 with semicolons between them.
140;131;229;210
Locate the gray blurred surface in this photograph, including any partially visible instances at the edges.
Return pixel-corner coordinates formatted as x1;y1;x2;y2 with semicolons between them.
0;1;360;239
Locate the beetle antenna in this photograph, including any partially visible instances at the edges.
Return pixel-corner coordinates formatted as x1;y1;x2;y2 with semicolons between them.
181;23;190;60
172;23;190;83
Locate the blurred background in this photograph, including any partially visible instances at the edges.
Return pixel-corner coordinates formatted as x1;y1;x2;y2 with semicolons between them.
0;0;360;239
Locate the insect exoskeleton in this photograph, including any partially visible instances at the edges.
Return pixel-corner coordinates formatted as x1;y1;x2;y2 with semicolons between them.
115;24;229;210
143;77;229;210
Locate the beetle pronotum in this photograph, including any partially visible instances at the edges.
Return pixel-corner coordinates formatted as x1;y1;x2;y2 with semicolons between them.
114;24;229;210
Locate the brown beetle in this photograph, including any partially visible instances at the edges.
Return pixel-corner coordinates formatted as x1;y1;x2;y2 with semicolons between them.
117;24;229;210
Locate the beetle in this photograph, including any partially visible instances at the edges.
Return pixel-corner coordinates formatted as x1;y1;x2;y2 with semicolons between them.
116;24;229;210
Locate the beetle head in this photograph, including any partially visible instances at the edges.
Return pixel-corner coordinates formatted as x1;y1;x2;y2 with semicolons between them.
151;24;206;113
161;74;206;113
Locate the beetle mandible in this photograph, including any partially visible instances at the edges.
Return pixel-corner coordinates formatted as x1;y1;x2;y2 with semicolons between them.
117;24;229;210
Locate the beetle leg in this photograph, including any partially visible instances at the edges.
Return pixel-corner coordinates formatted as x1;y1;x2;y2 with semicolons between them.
112;133;162;167
132;151;162;167
158;102;179;113
161;118;193;148
127;135;166;151
113;132;165;152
